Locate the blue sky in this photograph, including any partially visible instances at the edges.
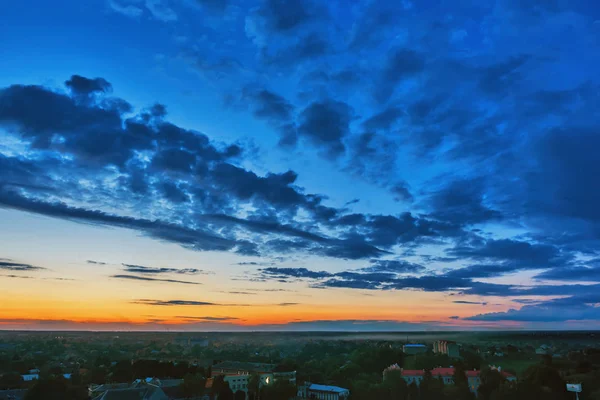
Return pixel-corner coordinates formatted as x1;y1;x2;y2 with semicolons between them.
0;0;600;330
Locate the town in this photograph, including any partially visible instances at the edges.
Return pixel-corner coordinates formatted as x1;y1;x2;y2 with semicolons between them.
0;331;598;399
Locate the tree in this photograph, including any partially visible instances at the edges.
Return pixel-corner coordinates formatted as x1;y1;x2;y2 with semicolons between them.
181;373;205;398
382;369;408;400
235;390;246;400
452;364;474;400
420;369;444;400
0;371;24;389
260;380;296;400
111;360;133;383
478;368;505;400
24;376;87;400
219;383;234;400
248;373;260;399
407;381;418;400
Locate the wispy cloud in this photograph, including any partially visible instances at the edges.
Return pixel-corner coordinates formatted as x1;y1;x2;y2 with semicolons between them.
133;299;223;306
132;299;301;307
111;275;201;285
122;263;208;275
175;316;239;321
87;260;107;265
453;300;488;305
0;259;45;271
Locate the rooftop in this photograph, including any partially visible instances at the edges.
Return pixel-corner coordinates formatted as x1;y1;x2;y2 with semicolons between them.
96;386;166;400
400;367;515;379
212;361;278;373
309;384;349;394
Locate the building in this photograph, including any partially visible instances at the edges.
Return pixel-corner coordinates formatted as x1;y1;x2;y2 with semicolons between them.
93;385;168;400
174;336;209;348
90;378;183;400
211;361;296;386
20;374;38;382
433;340;460;358
297;383;349;400
383;365;516;394
222;373;251;395
403;344;428;355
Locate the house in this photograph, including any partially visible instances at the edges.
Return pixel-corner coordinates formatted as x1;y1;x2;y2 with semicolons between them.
20;374;38;382
536;345;551;355
297;383;349;400
90;378;183;399
383;365;516;393
93;386;168;400
403;344;428;355
433;341;460;358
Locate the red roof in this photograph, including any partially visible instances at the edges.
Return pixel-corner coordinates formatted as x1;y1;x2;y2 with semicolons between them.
401;367;514;379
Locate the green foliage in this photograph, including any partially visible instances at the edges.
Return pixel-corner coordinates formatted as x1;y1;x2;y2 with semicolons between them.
235;390;246;400
260;380;296;400
24;376;87;400
420;369;445;400
181;372;205;397
0;371;23;389
248;372;260;396
382;369;409;400
478;368;506;400
219;384;234;400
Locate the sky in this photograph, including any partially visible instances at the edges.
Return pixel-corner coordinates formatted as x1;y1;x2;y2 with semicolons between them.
0;0;599;331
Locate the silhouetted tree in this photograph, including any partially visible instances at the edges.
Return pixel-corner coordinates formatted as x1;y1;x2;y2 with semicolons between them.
478;368;505;400
382;368;408;400
181;372;205;398
24;376;86;400
235;390;246;400
0;371;23;389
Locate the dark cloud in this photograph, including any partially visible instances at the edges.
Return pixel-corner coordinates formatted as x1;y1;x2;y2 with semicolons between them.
65;75;112;96
478;55;530;95
194;0;228;12
1;274;34;279
362;106;405;132
87;260;107;265
297;100;353;156
260;267;332;279
158;181;189;203
376;49;426;103
111;275;201;285
527;127;600;224
0;260;44;271
535;264;600;282
0;188;238;252
244;88;294;122
361;259;425;274
134;299;220;306
465;294;600;322
248;0;327;36
225;291;256;295
121;264;204;275
453;300;488;305
176;315;238;321
448;239;566;267
425;178;502;225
